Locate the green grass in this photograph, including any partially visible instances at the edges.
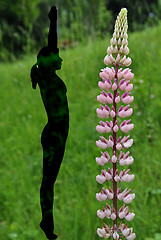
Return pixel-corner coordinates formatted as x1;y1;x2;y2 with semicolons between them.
1;23;161;240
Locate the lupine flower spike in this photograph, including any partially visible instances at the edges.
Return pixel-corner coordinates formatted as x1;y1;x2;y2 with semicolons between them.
96;8;136;240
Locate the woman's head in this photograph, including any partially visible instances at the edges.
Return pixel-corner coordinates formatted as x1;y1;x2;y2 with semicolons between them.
37;47;62;71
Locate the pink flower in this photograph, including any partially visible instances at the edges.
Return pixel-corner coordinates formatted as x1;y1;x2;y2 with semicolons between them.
97;228;108;238
113;232;119;240
98;78;112;91
100;67;115;80
112;155;117;163
111;212;116;220
125;83;133;92
96;140;108;149
106;92;113;104
119;211;125;219
114;175;120;182
115;96;120;103
120;120;134;133
96;192;107;201
96;105;110;118
96;175;106;184
110;109;116;117
105;203;111;217
105;171;112;181
116;143;122;150
122;138;133;148
104;186;114;199
125;156;134;165
122;228;131;237
122;68;134;80
96;152;110;166
118;105;133;118
125;212;135;221
126;233;136;240
119;154;134;166
121;92;134;104
104;55;113;65
97;209;106;219
112;79;117;91
123;193;135;204
119;79;127;90
97;91;108;104
123;57;132;66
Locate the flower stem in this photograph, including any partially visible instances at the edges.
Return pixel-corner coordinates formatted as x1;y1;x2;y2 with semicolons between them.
113;64;119;229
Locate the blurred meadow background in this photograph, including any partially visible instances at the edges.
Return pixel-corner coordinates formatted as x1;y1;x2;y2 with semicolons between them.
1;0;161;239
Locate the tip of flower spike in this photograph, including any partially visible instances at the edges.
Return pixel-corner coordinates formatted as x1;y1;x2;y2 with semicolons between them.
120;8;128;16
104;7;131;67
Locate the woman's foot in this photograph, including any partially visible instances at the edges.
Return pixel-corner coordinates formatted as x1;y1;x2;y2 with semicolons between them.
40;218;58;239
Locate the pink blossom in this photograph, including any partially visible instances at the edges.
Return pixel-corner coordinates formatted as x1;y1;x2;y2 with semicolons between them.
98;79;112;91
112;155;117;163
97;209;106;219
106;187;114;199
104;79;112;90
114;175;120;182
113;232;119;240
96;125;106;133
96;152;110;166
105;209;111;217
117;69;123;79
117;192;123;201
113;125;119;132
120;120;134;133
111;212;116;220
115;96;120;103
105;171;112;181
96;192;108;201
110;110;115;118
97;228;104;238
119;80;127;90
122;228;131;237
96;175;106;184
124;57;132;66
112;82;117;91
96;140;108;149
124;72;134;81
96;157;107;166
125;212;135;221
119;155;134;166
104;55;113;65
122;138;133;148
97;95;107;104
122;69;134;80
97;228;107;238
121;92;134;104
126;156;134;165
119;211;126;219
118;105;133;118
126;233;136;240
108;140;114;148
116;53;121;62
123;193;135;204
98;81;106;90
125;83;133;92
106;92;113;104
96;105;111;118
108;192;114;199
100;67;115;80
116;143;122;150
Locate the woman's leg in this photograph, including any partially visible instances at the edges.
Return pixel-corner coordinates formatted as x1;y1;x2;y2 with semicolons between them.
40;142;66;239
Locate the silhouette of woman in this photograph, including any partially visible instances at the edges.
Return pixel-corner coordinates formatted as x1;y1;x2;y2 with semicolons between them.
30;6;69;240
